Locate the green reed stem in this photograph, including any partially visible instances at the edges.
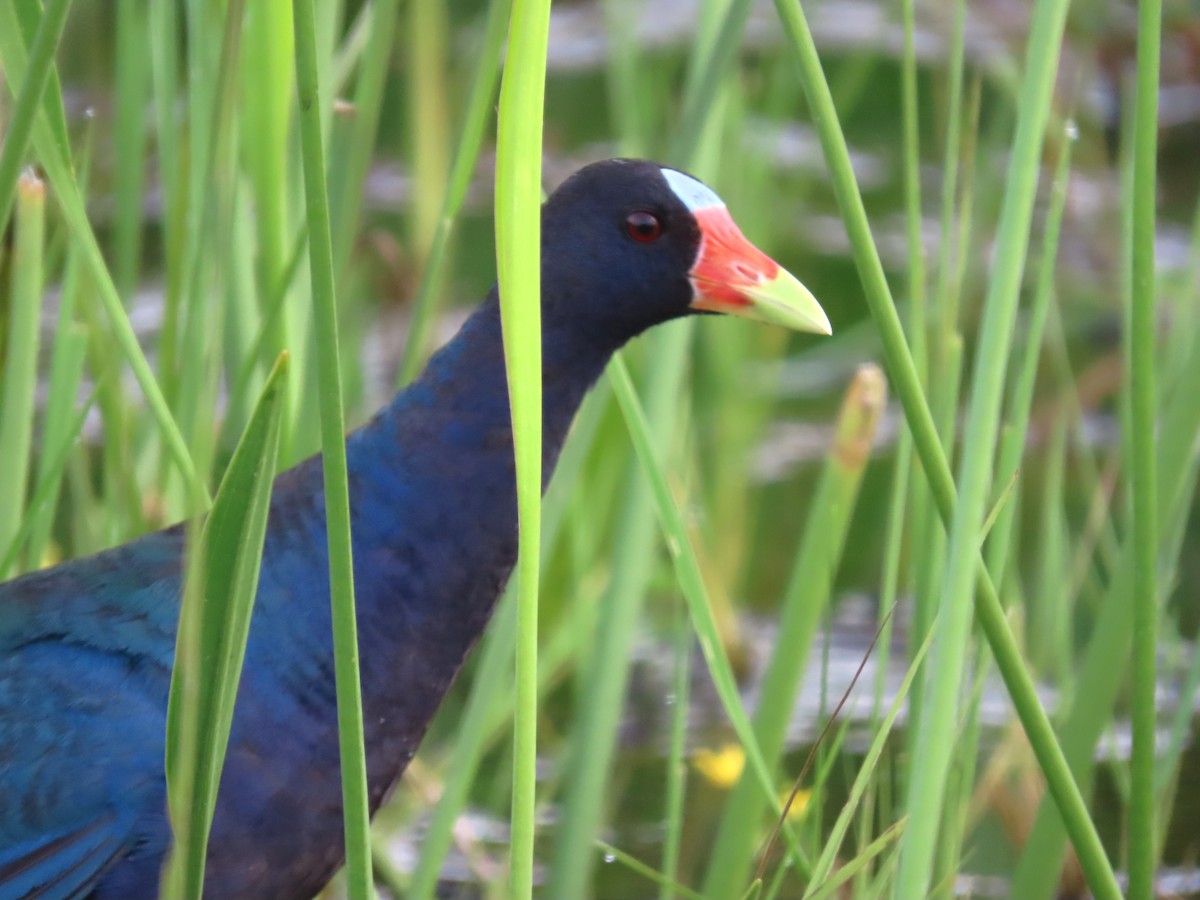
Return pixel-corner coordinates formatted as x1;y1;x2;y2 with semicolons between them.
659;600;692;900
493;0;551;895
330;0;400;278
293;2;374;896
398;0;511;386
0;0;71;234
988;126;1074;595
900;0;925;371
163;355;288;900
0;173;45;576
1127;0;1162;895
112;0;149;298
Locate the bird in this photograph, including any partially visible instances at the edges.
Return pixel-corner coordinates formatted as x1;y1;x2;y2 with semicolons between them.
0;159;830;900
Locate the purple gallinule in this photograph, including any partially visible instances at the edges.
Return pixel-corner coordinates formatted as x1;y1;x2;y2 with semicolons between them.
0;159;829;899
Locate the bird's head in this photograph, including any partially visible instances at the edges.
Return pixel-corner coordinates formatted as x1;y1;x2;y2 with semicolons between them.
538;158;831;345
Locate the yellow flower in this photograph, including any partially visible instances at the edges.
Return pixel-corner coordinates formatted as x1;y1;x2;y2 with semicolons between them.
692;744;745;789
779;786;812;822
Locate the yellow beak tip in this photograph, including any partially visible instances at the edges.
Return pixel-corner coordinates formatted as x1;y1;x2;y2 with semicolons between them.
740;268;832;336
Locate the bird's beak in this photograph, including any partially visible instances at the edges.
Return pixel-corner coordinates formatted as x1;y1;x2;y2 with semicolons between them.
687;207;832;335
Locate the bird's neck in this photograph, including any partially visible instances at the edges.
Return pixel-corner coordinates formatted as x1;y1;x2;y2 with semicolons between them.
336;293;613;716
355;292;613;493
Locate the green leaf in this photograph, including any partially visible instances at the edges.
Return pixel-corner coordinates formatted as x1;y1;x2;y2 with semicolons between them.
0;172;45;577
163;352;290;900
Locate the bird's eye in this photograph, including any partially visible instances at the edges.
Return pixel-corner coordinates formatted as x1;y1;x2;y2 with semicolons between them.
625;211;662;243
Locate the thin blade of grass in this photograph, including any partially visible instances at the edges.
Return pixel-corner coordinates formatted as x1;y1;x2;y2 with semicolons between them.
0;0;72;234
0;173;46;576
986;124;1076;585
398;0;512;386
493;1;551;895
111;0;149;298
329;0;400;278
594;841;706;900
803;626;932;892
805;819;907;900
0;390;96;576
293;2;374;896
7;0;71;154
659;598;693;900
1127;2;1162;897
171;0;245;481
240;0;298;444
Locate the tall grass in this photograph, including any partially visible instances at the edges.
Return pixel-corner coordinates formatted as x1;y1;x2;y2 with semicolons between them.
0;1;1188;899
493;0;552;896
293;2;374;896
1127;1;1163;897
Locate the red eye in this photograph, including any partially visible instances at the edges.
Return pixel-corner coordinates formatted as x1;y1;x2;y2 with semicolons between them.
625;211;662;243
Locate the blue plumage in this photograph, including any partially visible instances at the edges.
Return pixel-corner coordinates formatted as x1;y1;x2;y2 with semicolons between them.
0;160;828;898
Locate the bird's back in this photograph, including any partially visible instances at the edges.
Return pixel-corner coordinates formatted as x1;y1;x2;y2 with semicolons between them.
0;304;534;899
0;531;183;899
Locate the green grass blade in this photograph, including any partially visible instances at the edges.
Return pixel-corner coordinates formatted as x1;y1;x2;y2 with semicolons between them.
15;190;90;565
0;173;45;576
0;0;71;234
493;0;551;894
171;0;245;478
163;353;289;899
659;600;693;900
595;841;706;900
111;0;150;298
986;127;1075;586
805;819;907;900
329;0;400;277
293;2;374;896
932;0;967;349
240;0;298;441
398;0;511;386
1127;1;1162;895
0;391;96;577
8;0;71;154
671;0;755;159
899;0;926;379
405;0;449;266
147;0;183;404
805;631;933;892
